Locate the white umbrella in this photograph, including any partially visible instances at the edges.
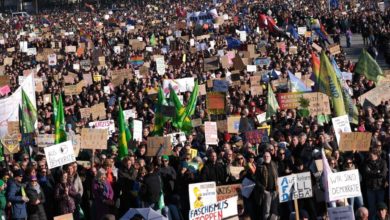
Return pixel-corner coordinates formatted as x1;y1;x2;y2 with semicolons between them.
120;208;168;220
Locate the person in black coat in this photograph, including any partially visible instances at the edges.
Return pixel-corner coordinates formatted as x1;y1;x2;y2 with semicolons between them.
26;175;47;220
140;164;161;209
200;151;227;185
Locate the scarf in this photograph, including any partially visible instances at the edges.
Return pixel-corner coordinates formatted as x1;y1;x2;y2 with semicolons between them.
32;183;41;195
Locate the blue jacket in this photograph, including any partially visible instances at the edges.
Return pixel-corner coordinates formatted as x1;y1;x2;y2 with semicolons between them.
7;180;27;219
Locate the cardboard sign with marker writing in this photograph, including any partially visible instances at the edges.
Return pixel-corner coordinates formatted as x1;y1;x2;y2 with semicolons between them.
339;132;372;151
54;213;73;220
192;118;203;127
204;57;220;71
7;121;20;136
81;128;108;150
207;92;225;113
328;44;341;55
146;136;172;156
90;103;106;120
79;107;91;119
1;134;20;154
227;116;241;133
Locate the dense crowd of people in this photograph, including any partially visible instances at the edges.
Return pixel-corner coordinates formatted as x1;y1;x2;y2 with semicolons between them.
0;0;389;220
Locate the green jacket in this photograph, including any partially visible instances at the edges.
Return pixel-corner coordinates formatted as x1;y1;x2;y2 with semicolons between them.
0;190;6;218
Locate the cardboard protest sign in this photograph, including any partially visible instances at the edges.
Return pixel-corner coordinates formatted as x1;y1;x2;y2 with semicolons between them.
229;166;244;180
189;196;238;220
69;134;81;157
44;141;75;169
278;172;313;203
48;54;57;66
189;182;217;210
165;132;187;146
192;118;203;127
80;128;108;150
54;213;74;220
205;122;218;145
88;120;115;137
162;78;195;95
277;92;331;116
298;27;307;35
331;115;351;144
245;129;268;144
328;206;355;220
123;109;137;120
79;107;91;119
217;184;241;201
65;46;76;53
327;169;361;201
312;43;322;52
0;76;10;87
213;80;229;92
338;132;372;151
90;103;106;120
328;44;341;55
206;92;225;114
7;121;19;136
204;57;220;71
216;120;228;133
227;116;241;133
359;83;390;106
146;136;172;156
36;134;55;148
1;134;20;154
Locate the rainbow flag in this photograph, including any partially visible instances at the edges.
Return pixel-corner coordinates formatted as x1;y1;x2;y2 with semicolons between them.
130;55;144;66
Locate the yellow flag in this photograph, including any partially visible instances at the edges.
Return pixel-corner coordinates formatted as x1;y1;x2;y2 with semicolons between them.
319;52;346;116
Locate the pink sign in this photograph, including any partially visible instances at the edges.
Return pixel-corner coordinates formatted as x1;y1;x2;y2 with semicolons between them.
0;85;11;96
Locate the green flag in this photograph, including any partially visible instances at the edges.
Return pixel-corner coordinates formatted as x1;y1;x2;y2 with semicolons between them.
153;87;169;136
355;49;383;82
266;84;279;119
55;94;67;144
150;34;157;47
118;104;129;159
170;82;199;134
21;90;37;133
319;51;346;117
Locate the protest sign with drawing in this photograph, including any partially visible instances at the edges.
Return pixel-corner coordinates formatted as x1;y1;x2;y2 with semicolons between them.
331;115;351;144
277;172;312;203
189;182;217;210
189;196;238;220
44;141;75;169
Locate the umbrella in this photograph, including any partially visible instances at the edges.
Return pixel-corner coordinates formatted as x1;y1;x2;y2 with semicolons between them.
120;208;168;220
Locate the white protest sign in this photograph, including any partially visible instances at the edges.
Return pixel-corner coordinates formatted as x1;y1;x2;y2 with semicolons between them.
0;74;36;138
123;109;137;120
133;120;143;141
239;31;247;42
163;77;195;94
278;172;312;203
327;169;361;201
165;132;187;146
189;196;238;220
247;65;257;72
44;140;75;169
328;206;355;220
48;54;57;66
331;115;351;144
88;120;115;137
189;182;217;210
204;121;218;145
155;56;165;76
256;112;267;124
298;27;307;35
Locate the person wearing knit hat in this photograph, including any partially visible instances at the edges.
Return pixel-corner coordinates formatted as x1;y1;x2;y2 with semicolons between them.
0;180;5;220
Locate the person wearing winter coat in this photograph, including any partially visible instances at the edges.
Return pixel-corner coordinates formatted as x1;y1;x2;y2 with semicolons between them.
364;148;388;220
200;151;227;185
26;176;47;220
54;172;77;215
8;169;29;220
91;169;114;220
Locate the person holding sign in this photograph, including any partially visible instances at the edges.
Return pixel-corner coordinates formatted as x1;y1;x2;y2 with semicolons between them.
8;170;28;220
